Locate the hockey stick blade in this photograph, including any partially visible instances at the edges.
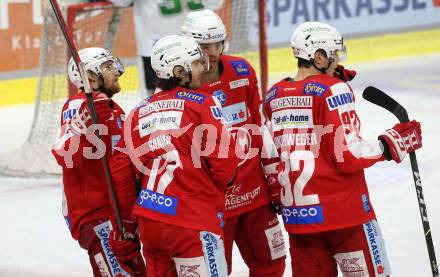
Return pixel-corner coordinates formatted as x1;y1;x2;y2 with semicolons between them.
362;86;409;123
363;86;439;277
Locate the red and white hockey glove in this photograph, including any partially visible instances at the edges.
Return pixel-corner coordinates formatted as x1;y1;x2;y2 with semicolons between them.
334;64;357;82
379;120;422;163
109;218;146;277
71;94;113;134
93;94;113;124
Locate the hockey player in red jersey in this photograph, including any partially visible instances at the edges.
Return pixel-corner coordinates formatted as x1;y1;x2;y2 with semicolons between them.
51;47;145;277
264;21;423;277
181;9;286;277
109;35;239;277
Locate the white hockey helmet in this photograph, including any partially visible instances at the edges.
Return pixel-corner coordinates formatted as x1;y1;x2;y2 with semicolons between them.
181;9;227;45
291;21;346;62
151;35;206;79
67;47;124;89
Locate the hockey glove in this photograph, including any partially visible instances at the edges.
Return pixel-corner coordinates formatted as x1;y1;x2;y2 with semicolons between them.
109;217;146;276
93;94;113;124
73;95;112;132
334;65;357;82
379;120;422;163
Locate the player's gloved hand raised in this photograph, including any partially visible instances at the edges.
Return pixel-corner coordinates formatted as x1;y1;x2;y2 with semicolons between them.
109;217;146;277
379;120;422;163
334;65;356;82
93;93;113;124
70;94;113;134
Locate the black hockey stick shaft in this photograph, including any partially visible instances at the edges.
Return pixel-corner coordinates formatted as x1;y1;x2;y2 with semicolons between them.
48;0;124;233
363;86;439;277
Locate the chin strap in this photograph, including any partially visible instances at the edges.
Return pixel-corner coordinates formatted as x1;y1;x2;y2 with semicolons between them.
183;71;192;89
311;57;334;74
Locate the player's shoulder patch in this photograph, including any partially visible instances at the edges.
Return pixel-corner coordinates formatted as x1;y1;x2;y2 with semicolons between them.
230;60;250;76
176;90;206;104
264;85;278;103
326;82;354;111
303;82;328;97
62;98;84;122
213;90;227;106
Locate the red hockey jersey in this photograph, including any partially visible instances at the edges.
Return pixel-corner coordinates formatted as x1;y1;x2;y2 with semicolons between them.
51;92;125;240
264;75;385;234
199;54;271;218
112;87;239;236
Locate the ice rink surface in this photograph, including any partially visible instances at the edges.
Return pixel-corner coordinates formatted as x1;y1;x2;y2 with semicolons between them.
1;54;439;276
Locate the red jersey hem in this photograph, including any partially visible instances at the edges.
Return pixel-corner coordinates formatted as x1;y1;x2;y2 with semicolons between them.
224;198;270;219
133;208;224;237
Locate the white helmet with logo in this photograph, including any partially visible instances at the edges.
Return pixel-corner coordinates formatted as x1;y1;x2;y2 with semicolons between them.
68;47;124;89
151;35;206;79
181;9;227;44
291;21;346;62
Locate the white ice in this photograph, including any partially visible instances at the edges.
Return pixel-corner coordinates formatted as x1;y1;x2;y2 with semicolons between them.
1;54;439;276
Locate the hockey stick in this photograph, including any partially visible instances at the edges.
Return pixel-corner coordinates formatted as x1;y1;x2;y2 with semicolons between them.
48;0;124;233
363;86;439;277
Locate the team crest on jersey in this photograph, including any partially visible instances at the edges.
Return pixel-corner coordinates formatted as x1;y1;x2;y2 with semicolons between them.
230;60;250;76
176;91;206;104
213;90;227;106
265;86;278;103
303;82;328;97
